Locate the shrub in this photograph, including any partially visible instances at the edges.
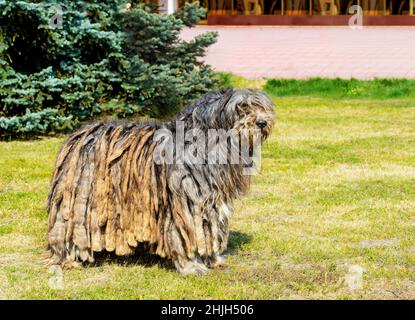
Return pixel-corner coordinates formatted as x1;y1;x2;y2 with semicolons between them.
0;1;218;139
0;108;73;139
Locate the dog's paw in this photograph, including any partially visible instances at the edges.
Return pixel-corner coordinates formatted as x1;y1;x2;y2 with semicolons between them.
213;255;226;268
61;260;82;270
207;255;226;269
176;259;209;276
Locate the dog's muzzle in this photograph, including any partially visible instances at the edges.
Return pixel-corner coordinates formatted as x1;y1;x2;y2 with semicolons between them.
255;119;267;128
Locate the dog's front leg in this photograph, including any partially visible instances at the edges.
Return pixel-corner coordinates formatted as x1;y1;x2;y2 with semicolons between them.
174;256;209;276
206;254;226;269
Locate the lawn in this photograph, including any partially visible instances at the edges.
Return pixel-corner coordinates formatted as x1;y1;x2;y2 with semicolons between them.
1;79;415;299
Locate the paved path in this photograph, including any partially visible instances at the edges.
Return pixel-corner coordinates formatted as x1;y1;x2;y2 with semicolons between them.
181;26;415;79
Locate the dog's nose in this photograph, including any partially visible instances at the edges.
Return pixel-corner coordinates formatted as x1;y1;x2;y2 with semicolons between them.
256;119;267;128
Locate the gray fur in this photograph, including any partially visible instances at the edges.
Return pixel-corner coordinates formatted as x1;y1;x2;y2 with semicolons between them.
46;89;275;275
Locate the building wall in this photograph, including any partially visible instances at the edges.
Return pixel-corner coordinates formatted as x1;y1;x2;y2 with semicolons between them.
178;0;415;25
202;0;414;16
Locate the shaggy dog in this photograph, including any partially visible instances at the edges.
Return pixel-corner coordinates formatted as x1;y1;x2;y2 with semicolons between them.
46;89;275;275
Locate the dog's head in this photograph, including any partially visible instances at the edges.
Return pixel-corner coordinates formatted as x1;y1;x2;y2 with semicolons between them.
225;89;275;142
191;89;275;142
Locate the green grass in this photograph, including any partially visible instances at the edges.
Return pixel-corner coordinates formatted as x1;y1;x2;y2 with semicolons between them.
220;73;415;100
264;78;415;99
1;78;415;299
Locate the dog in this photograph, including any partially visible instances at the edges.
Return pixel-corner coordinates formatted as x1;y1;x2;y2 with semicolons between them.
46;88;275;275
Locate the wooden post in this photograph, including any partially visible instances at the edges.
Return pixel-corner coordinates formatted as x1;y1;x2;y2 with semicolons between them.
411;0;414;16
309;0;312;16
383;0;386;15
